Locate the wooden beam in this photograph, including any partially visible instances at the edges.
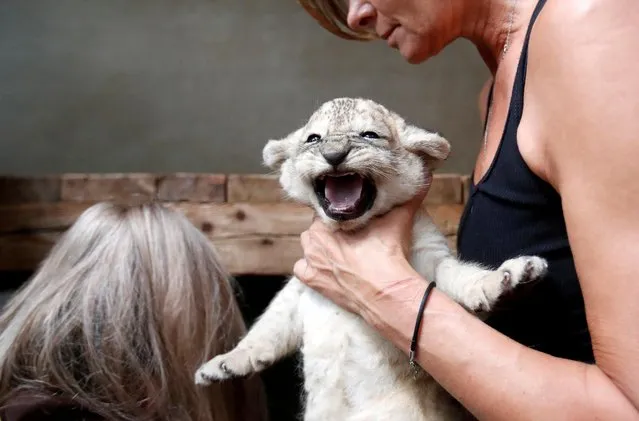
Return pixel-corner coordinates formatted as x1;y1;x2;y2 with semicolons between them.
0;202;461;236
426;204;464;236
0;202;314;274
1;173;465;204
167;202;314;239
0;232;60;272
0;232;303;275
214;235;303;275
61;173;158;202
0;202;89;234
227;173;465;205
0;201;462;274
0;173;467;275
0;175;61;205
0;202;313;237
156;173;226;202
0;232;457;276
227;174;288;203
427;173;463;205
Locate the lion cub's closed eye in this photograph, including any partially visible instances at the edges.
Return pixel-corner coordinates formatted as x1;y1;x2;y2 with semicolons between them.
195;97;548;421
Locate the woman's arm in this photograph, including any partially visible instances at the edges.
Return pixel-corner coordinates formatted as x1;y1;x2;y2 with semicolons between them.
528;0;639;411
295;213;639;421
293;1;639;419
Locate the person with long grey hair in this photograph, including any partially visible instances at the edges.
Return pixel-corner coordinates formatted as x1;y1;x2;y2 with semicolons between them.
0;202;268;421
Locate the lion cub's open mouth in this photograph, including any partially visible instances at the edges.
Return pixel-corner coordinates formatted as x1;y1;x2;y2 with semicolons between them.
313;172;377;221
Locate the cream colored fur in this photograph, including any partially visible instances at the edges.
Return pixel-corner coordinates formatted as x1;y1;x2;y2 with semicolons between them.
195;98;548;420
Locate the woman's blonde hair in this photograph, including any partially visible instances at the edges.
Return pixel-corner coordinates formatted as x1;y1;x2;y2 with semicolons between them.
297;0;377;40
0;202;267;421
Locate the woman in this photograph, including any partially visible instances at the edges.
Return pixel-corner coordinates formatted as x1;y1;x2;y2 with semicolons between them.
293;0;639;419
0;202;268;421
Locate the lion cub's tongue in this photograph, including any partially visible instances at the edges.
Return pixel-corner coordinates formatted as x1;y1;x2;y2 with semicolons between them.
324;174;363;211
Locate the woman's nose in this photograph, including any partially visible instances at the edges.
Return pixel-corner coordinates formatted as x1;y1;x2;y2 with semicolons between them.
347;0;376;32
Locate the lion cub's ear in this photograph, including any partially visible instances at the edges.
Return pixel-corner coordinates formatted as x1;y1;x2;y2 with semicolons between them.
262;139;288;170
262;127;303;170
400;123;451;162
393;113;450;163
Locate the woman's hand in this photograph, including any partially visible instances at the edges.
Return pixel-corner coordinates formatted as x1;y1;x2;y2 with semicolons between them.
293;185;428;323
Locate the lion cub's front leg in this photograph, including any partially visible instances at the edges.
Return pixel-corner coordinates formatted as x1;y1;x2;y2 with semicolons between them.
195;277;305;385
434;255;547;312
411;212;548;313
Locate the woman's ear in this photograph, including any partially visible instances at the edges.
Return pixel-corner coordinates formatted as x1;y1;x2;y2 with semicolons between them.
262;127;303;170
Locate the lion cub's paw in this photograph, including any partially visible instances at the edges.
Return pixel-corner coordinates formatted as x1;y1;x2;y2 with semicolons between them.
497;256;548;290
195;348;272;386
467;256;548;313
195;351;246;385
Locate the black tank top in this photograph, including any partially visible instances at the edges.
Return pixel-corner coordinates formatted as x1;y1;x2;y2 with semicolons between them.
456;0;594;363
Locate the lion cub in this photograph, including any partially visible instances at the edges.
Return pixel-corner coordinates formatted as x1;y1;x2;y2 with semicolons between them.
195;98;547;420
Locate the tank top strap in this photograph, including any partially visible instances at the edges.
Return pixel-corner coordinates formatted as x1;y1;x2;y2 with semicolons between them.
473;0;548;189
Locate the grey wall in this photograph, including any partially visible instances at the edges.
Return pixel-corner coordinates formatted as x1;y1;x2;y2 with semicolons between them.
0;0;489;176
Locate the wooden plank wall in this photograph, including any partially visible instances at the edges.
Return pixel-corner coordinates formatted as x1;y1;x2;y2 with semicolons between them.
0;173;471;276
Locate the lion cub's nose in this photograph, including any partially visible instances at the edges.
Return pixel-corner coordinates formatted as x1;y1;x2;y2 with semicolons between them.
322;149;350;167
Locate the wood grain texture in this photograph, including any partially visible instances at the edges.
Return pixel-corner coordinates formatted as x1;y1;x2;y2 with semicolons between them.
61;173;157;202
0;232;60;271
165;202;313;239
227;173;465;205
0;172;468;274
156;173;226;202
0;232;301;275
0;202;462;273
0;202;461;237
0;202;313;236
0;176;61;205
227;174;288;203
424;204;464;236
425;173;463;205
213;235;302;275
0;202;89;234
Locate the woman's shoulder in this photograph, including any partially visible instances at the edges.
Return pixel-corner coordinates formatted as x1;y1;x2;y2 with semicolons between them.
529;0;638;76
524;0;639;186
530;0;637;66
536;0;633;30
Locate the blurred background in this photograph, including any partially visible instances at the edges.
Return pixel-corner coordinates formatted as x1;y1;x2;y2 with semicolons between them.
0;1;489;419
0;0;489;176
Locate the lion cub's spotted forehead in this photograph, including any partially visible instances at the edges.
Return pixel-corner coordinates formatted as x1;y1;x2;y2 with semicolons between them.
305;98;394;138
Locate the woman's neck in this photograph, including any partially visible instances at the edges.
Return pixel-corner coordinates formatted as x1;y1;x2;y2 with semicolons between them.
458;0;536;73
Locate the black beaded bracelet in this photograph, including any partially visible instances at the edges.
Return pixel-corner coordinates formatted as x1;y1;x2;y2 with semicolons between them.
409;281;437;373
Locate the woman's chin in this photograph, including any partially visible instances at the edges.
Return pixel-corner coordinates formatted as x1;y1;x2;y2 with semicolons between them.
399;45;429;64
392;38;431;64
396;32;446;64
405;52;427;64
